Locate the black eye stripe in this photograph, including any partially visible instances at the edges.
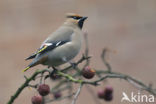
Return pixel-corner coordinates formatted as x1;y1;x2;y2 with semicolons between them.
73;16;81;20
67;16;82;20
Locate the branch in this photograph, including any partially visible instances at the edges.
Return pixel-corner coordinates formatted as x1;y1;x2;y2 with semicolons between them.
56;70;156;96
45;93;74;103
71;84;83;104
7;54;90;104
62;55;91;73
7;69;50;104
7;33;156;104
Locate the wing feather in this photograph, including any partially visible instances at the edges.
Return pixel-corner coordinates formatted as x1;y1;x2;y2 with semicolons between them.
25;27;74;60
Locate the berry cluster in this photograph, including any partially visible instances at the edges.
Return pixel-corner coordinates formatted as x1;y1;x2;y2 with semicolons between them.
31;66;113;104
82;66;113;102
31;84;62;104
97;86;113;101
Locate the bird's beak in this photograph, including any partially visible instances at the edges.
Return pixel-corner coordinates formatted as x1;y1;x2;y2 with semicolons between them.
80;16;88;21
78;16;88;29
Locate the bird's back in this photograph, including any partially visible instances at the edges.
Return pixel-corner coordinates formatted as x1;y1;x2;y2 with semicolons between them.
42;26;74;46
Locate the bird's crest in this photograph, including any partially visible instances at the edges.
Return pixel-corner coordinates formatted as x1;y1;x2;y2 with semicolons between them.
66;13;82;19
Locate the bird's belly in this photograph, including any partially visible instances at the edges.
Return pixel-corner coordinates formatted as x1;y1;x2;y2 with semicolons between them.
43;42;81;66
43;58;65;66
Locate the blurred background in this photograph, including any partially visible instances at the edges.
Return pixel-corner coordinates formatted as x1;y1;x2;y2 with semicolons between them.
0;0;156;104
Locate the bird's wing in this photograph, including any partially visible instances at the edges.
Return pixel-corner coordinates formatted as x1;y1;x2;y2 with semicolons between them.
23;40;69;71
25;27;74;60
25;40;71;60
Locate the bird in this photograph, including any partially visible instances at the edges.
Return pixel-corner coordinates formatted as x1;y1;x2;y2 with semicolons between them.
23;13;88;72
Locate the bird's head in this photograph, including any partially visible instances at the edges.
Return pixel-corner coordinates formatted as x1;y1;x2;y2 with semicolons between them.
65;13;88;29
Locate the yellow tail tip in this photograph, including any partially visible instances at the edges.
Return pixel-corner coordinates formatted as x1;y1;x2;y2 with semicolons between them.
22;66;30;72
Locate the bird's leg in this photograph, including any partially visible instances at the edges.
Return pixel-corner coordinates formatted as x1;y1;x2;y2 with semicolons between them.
69;61;77;69
62;57;77;69
48;66;51;69
50;66;57;75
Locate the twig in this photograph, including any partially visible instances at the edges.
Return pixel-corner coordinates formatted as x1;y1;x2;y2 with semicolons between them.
40;72;44;84
62;55;91;73
71;84;83;104
101;48;111;72
85;85;102;104
83;32;90;66
28;84;38;89
88;70;156;96
45;93;75;103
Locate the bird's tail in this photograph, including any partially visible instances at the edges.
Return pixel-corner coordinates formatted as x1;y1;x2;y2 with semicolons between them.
22;62;35;72
22;60;38;72
22;56;48;72
25;53;37;60
23;66;30;72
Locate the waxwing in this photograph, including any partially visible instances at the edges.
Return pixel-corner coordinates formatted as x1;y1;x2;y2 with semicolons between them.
23;13;88;72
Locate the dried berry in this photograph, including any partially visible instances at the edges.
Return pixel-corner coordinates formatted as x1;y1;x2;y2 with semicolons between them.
104;86;113;95
53;91;62;99
38;84;50;96
82;66;95;79
97;86;113;101
103;86;113;101
97;89;105;99
31;95;42;104
104;94;113;101
50;73;61;80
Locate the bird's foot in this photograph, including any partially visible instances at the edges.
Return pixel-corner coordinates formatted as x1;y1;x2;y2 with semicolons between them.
69;62;77;69
52;66;57;72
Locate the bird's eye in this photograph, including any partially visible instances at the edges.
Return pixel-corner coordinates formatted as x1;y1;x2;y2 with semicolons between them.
73;17;78;19
73;16;80;20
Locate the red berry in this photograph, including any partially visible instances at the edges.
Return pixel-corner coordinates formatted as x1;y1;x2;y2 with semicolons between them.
104;86;113;95
103;86;113;101
97;86;113;101
53;91;62;99
97;89;105;99
38;84;50;96
31;95;42;104
82;66;95;79
104;94;113;101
